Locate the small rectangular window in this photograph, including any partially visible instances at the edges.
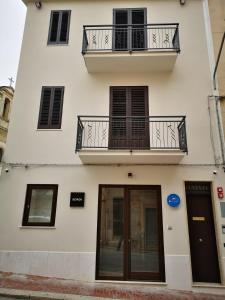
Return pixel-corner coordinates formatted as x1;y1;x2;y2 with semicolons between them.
48;10;71;44
38;86;64;129
22;184;58;226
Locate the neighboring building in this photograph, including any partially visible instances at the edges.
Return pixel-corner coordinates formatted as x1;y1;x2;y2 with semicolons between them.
207;0;225;160
0;86;14;160
1;0;225;294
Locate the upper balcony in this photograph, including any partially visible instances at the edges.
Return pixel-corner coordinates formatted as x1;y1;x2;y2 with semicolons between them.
82;23;180;73
76;116;187;164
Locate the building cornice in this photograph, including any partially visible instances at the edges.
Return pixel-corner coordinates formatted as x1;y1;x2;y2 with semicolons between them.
22;0;194;6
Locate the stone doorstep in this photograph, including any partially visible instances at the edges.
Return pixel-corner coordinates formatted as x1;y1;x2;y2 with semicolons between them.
0;272;225;300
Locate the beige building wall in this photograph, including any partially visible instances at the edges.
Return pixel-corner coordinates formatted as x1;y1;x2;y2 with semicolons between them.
0;0;225;293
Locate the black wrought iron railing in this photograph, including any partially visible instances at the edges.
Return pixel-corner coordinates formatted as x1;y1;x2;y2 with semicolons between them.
82;23;180;53
76;116;187;152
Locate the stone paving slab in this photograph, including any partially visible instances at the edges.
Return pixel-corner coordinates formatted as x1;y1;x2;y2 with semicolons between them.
0;272;225;300
0;288;118;300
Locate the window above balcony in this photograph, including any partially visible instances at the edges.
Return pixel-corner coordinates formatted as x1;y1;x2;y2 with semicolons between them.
82;23;180;73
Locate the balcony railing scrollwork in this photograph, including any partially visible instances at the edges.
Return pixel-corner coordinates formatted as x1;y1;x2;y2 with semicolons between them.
76;116;187;153
82;23;180;54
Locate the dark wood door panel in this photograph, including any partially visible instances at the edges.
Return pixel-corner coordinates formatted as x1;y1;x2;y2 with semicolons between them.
185;182;220;283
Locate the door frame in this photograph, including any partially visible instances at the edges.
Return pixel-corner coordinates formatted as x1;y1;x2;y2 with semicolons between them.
95;184;165;282
184;181;221;283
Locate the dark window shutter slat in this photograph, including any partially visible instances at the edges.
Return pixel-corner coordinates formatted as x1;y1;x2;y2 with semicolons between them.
38;88;52;128
131;87;147;137
60;11;69;42
38;87;64;129
131;88;146;116
112;88;126;116
49;12;60;43
111;88;126;138
50;88;64;128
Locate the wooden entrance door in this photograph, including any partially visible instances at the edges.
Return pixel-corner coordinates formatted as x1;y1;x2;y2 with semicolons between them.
96;185;165;282
109;86;150;149
185;182;221;283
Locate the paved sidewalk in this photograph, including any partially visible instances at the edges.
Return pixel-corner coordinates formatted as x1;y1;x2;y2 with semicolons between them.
0;272;225;300
0;288;117;300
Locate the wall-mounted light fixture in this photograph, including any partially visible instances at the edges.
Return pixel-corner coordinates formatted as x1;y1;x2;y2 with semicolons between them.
180;0;186;5
35;1;42;9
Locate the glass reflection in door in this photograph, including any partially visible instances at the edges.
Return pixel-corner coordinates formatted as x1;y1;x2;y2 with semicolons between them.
98;187;124;278
129;189;160;277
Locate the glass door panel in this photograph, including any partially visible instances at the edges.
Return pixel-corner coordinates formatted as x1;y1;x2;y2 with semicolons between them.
129;189;161;279
97;186;164;281
98;187;124;278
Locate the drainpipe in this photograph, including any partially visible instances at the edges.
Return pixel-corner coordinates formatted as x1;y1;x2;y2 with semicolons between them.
212;32;225;169
213;32;225;90
215;96;225;167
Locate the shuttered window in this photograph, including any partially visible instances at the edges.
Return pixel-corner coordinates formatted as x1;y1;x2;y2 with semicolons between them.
109;86;149;149
48;10;71;44
38;87;64;129
113;8;147;50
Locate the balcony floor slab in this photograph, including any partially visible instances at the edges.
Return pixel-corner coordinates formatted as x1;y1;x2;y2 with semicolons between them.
78;150;185;165
83;51;178;73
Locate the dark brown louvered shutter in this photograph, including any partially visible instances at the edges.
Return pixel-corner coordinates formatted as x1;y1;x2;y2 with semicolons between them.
50;87;64;128
130;87;149;149
60;11;70;42
131;10;147;50
38;87;64;129
113;10;128;50
109;87;127;149
113;8;147;50
48;11;70;44
49;12;60;43
109;86;149;149
38;87;52;129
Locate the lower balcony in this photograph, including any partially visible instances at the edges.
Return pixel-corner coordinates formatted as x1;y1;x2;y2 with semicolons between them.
76;116;187;164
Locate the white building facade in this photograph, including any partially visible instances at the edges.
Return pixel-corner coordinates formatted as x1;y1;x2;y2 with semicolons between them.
1;0;225;293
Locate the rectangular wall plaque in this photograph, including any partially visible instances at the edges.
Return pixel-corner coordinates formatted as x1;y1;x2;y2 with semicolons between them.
70;192;85;207
192;216;205;221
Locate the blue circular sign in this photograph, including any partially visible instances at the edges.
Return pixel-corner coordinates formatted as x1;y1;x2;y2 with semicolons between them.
167;194;181;207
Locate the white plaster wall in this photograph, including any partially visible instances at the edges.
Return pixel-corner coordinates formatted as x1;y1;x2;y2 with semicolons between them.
4;0;214;165
0;251;95;281
0;164;223;255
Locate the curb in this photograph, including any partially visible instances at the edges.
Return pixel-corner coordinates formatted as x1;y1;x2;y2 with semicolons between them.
0;288;117;300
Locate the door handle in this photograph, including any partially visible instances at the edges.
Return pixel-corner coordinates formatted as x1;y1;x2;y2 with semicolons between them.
198;238;203;243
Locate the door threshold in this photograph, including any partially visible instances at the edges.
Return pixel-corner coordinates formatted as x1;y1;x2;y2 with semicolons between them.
95;280;167;286
193;283;225;288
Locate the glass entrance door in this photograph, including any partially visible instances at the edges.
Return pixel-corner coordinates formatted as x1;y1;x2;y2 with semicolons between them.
128;188;164;281
96;185;165;281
